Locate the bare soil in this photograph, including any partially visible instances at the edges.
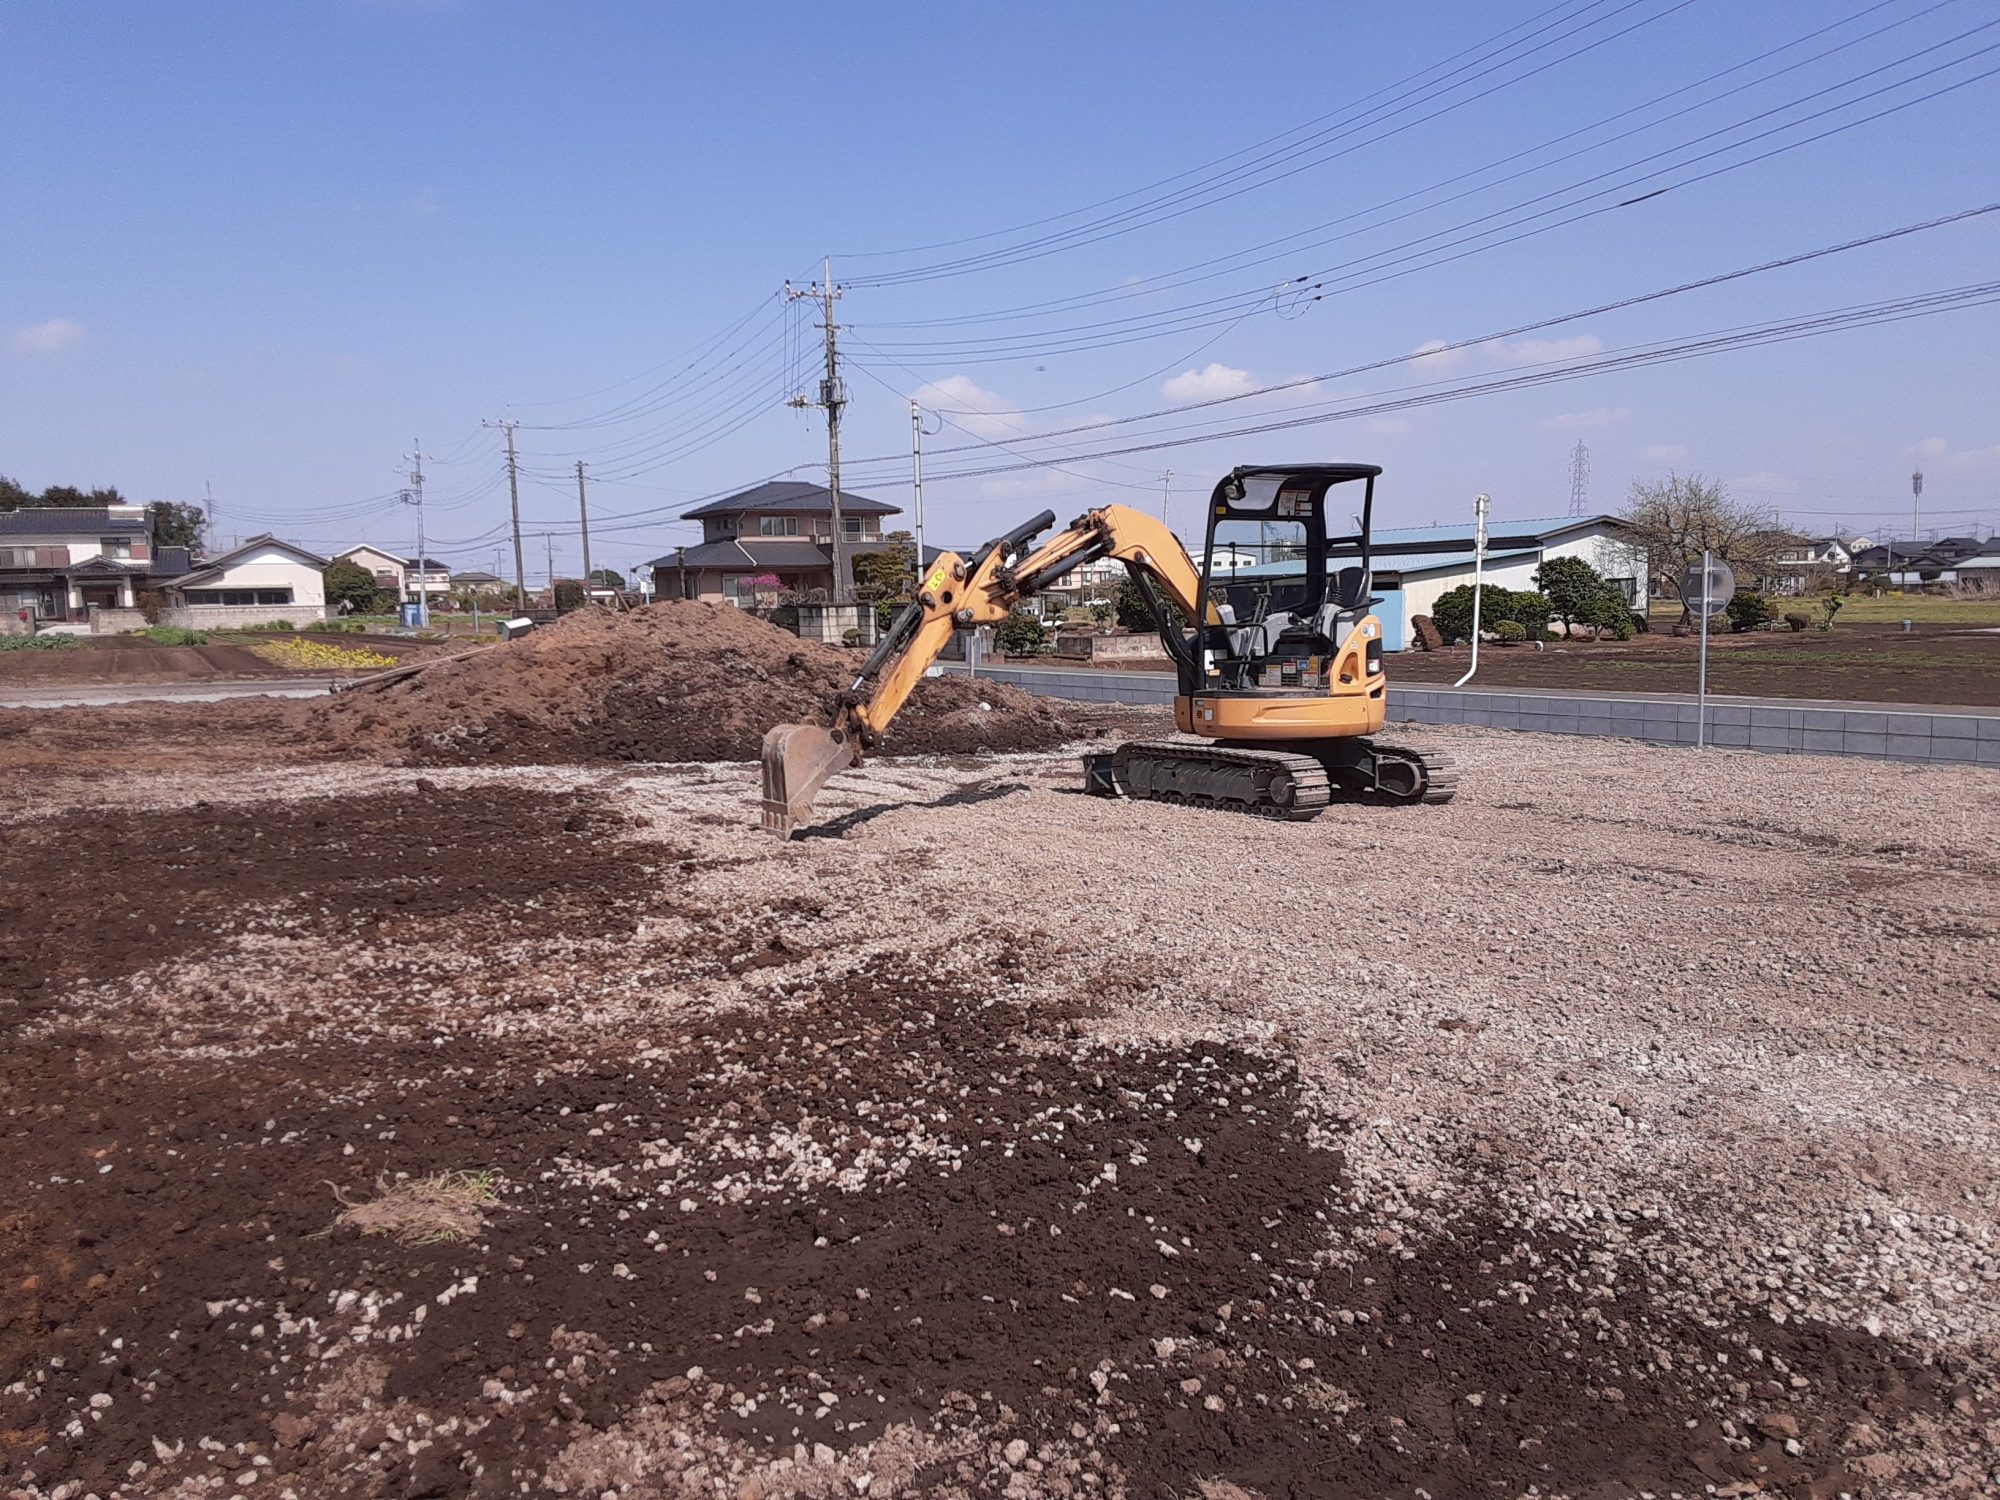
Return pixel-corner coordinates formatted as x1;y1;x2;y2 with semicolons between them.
2;716;1996;1497
0;634;438;686
316;601;1083;764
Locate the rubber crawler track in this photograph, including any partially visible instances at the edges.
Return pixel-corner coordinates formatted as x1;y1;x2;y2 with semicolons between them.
1098;739;1456;819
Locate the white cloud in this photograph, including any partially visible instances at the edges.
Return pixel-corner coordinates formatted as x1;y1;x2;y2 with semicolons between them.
1160;362;1256;401
12;318;84;355
1510;334;1603;363
1639;444;1689;464
1540;406;1631;431
910;374;1027;441
1410;338;1469;373
1908;435;2000;471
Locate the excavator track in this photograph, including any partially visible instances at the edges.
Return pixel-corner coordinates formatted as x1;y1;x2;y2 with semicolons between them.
1095;740;1333;821
1084;738;1456;817
1364;743;1458;805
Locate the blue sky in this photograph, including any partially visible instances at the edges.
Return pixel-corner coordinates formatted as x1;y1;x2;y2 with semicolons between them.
4;0;1997;579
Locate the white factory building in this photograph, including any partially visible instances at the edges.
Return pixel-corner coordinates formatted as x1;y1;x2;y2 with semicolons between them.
1212;514;1646;651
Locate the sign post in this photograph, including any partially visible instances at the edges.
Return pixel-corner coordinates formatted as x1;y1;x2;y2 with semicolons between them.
1686;552;1736;749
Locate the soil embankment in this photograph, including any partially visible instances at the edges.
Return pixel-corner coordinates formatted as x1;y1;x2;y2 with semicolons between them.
318;601;1083;765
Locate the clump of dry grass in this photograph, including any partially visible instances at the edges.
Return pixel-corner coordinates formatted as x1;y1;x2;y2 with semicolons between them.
331;1169;500;1244
1192;1482;1263;1500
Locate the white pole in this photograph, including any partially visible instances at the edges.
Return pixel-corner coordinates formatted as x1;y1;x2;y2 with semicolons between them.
910;400;926;593
1696;546;1711;750
1452;492;1491;687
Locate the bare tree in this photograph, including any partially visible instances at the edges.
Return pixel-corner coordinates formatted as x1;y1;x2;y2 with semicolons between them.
1621;472;1783;619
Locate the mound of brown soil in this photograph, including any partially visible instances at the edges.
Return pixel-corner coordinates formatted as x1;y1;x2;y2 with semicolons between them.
317;601;1083;765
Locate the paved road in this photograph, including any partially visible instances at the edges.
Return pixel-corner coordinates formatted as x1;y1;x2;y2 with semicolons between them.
0;679;336;709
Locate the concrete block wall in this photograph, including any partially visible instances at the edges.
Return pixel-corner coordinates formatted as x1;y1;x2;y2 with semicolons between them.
88;607;149;634
1391;687;2000;767
945;665;2000;769
165;603;332;629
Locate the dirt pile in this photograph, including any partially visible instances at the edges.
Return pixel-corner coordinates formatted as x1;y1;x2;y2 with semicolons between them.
316;602;1083;765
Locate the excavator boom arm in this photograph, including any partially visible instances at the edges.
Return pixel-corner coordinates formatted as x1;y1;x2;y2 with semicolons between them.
760;504;1204;836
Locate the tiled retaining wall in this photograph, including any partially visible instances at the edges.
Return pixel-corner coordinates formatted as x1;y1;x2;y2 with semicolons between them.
943;664;2000;768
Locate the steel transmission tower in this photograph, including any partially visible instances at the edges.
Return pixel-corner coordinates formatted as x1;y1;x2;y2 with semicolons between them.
1567;440;1591;517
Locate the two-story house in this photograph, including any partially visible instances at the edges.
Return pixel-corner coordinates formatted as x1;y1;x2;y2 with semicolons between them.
0;504;176;625
646;481;902;604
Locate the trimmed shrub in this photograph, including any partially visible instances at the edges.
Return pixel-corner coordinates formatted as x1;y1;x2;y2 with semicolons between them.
1579;590;1636;640
1725;590;1775;633
995;609;1047;655
1784;611;1811;632
1494;619;1528;644
1431;584;1551;644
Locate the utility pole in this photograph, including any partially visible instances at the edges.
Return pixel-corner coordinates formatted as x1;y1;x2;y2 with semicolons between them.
404;439;429;627
203;480;216;556
484;418;527;609
545;531;555;600
1567;440;1591;518
1912;469;1924;546
787;258;848;601
1161;470;1173;529
911;401;940;592
575;460;594;601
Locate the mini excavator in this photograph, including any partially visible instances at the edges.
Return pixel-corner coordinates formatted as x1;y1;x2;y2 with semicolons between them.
760;463;1455;837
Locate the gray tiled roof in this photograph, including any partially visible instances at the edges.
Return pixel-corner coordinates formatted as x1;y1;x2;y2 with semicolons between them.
681;481;900;521
647;537;835;570
0;506;150;536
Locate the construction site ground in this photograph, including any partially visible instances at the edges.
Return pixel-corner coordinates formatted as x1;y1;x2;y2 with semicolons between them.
4;698;1996;1499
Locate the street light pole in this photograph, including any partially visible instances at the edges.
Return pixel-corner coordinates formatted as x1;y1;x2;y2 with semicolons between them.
1453;492;1490;688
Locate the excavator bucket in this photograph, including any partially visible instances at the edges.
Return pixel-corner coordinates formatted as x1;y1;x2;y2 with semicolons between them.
759;722;860;838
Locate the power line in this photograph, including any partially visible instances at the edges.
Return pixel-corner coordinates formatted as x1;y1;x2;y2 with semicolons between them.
847;0;1696;287
863;0;1942;336
836;0;1603;262
851;29;2000;363
845;203;2000;468
887;282;2000;483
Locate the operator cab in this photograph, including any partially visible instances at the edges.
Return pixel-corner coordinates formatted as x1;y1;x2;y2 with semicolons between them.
1189;463;1382;695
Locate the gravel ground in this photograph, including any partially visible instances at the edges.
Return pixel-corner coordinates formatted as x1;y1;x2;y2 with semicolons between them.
3;713;1996;1498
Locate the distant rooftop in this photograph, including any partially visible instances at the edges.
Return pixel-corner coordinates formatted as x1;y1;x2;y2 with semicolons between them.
682;481;900;520
0;506;150;536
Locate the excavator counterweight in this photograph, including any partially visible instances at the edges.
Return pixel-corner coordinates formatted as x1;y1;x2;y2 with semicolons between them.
757;465;1454;836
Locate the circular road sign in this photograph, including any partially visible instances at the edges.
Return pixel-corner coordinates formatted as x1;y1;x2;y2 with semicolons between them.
1684;559;1736;616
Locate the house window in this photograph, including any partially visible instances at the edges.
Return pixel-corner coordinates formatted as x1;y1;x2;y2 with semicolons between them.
719;575;751;608
0;548;33;569
182;588;295;606
757;516;799;536
101;536;133;559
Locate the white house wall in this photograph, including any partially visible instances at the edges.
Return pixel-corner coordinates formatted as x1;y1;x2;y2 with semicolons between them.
193;543;328;604
1400;556;1541;621
168;542;330;626
1538;527;1648;602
